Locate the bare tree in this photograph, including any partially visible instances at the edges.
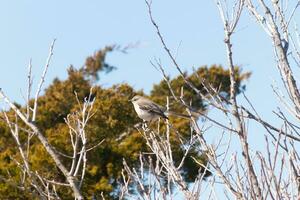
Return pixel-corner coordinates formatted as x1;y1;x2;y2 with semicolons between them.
1;0;300;199
0;40;102;200
121;0;300;199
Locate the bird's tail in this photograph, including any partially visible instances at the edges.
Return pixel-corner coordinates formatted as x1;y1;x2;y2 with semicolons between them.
165;110;199;119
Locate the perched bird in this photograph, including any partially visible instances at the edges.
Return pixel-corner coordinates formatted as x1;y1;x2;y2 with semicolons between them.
130;95;168;122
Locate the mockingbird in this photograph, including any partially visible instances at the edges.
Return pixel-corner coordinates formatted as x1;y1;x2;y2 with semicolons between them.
130;95;195;122
130;95;168;122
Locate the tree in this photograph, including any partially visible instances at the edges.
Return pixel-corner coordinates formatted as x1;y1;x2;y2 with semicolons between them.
0;42;249;199
3;0;297;199
120;0;300;199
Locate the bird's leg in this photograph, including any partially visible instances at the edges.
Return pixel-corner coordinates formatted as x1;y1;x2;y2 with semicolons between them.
142;120;148;130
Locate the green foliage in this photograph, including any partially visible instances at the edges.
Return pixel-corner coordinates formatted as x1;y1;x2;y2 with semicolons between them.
0;47;250;199
151;65;250;111
83;46;116;81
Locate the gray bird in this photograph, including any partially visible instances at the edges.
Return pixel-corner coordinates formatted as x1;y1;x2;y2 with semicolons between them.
130;95;168;122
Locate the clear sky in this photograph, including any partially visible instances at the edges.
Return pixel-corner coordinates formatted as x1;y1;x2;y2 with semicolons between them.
0;0;286;134
0;0;278;104
0;0;299;198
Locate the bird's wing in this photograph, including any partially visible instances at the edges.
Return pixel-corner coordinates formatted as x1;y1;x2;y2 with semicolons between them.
139;103;168;119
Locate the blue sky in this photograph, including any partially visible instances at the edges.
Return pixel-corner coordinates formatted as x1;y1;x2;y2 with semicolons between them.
0;0;299;198
0;0;283;125
0;0;275;101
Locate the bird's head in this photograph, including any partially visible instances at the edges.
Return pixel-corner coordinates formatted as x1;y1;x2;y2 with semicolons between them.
130;95;142;103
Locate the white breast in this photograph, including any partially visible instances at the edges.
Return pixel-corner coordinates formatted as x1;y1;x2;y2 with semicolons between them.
133;103;159;121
